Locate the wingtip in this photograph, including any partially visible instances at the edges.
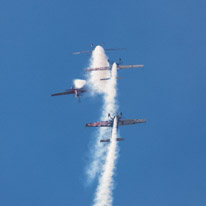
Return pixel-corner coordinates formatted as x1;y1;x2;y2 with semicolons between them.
141;119;147;123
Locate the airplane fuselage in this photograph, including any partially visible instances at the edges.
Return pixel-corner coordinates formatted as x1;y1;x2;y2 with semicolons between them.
74;89;79;97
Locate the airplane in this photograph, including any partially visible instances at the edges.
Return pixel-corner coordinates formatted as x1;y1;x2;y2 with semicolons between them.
86;112;146;142
85;58;144;72
51;86;87;102
72;43;126;55
86;58;144;80
86;64;144;72
100;58;124;80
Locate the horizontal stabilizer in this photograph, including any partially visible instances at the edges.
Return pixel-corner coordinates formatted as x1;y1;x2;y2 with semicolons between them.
100;76;124;81
100;138;125;142
100;78;110;81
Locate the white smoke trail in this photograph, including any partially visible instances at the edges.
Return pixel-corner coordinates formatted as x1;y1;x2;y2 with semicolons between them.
86;46;112;182
92;64;118;206
73;79;87;89
86;45;110;95
93;115;119;206
88;63;118;180
86;46;119;206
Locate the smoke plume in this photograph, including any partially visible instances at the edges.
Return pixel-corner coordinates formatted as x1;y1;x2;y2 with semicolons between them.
93;116;119;206
87;46;110;94
92;64;119;206
73;79;87;89
86;46;119;206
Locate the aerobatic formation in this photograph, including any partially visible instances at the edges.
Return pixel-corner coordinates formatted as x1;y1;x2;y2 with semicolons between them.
51;44;146;206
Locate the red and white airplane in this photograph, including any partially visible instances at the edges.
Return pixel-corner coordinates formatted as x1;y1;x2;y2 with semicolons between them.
93;58;144;80
86;113;146;142
86;64;144;72
51;87;87;102
86;63;144;72
85;58;144;73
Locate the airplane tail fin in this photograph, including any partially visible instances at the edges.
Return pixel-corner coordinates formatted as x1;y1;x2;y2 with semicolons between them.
100;138;124;142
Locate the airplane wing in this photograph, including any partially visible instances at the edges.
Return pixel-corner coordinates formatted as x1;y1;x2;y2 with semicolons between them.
86;121;112;127
72;48;126;55
85;66;111;72
72;50;93;55
78;88;87;93
51;90;75;96
119;119;146;126
86;64;144;71
118;65;144;69
105;48;127;52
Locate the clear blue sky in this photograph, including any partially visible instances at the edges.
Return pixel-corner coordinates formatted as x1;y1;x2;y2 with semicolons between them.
0;0;206;205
